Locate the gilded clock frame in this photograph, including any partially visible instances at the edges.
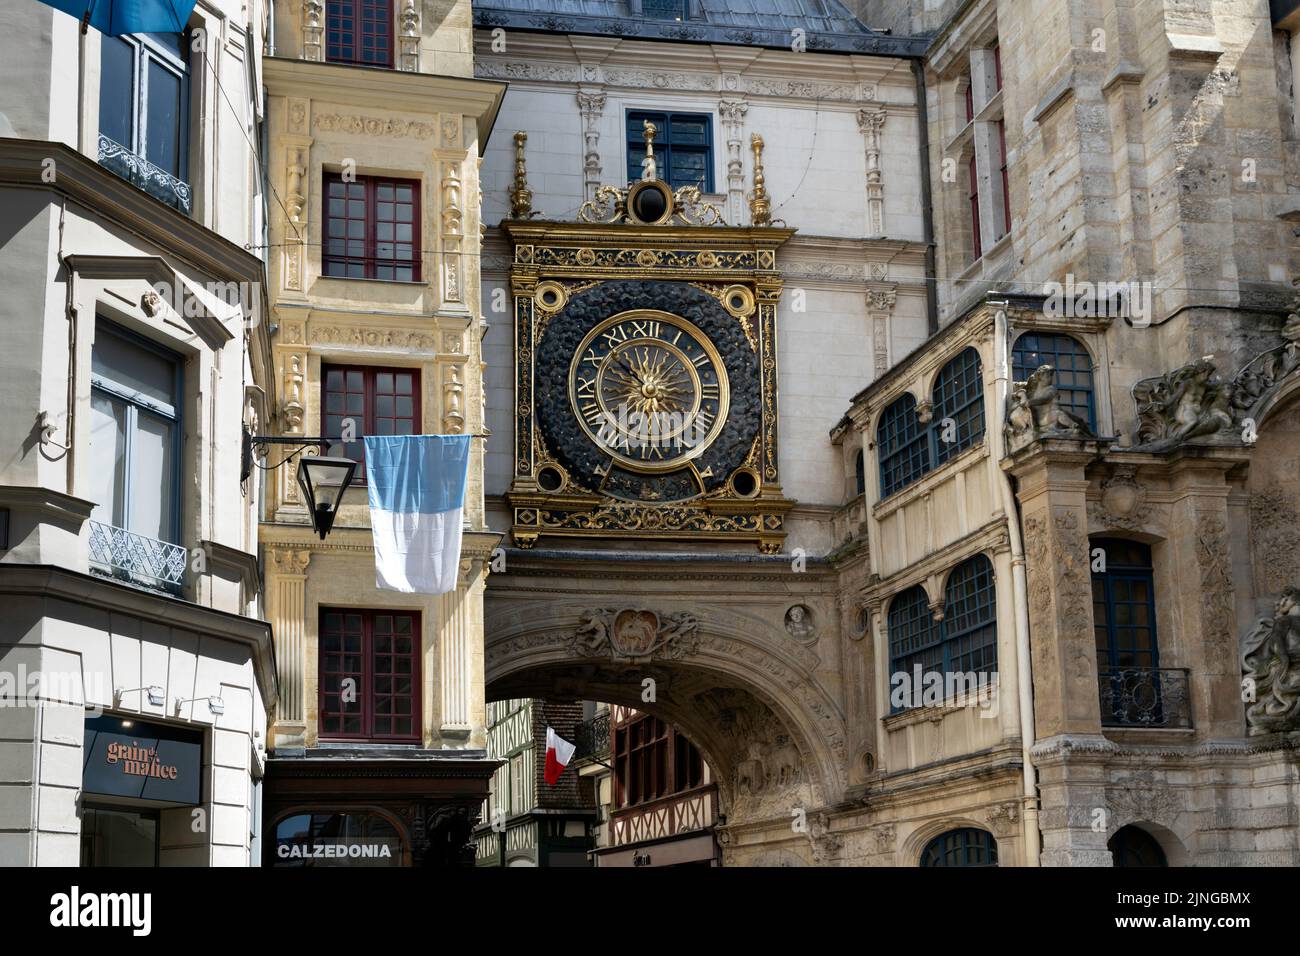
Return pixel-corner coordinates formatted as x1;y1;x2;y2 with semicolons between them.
504;219;795;553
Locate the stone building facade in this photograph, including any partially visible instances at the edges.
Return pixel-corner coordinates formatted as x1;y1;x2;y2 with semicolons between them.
257;0;506;865
476;0;1300;867
0;0;276;865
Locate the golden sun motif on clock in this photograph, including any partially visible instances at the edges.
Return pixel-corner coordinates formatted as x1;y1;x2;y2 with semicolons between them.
568;309;730;474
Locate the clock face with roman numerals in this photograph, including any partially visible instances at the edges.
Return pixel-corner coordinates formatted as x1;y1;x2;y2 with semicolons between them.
534;279;761;504
568;310;729;473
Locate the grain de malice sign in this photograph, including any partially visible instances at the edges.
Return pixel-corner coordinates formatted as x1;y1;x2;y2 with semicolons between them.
82;715;203;805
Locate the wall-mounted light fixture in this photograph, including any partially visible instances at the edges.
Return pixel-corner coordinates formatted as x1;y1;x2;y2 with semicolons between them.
174;695;225;718
242;430;357;539
114;685;165;708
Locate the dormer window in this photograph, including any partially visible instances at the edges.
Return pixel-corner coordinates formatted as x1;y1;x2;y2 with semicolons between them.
326;0;394;67
643;0;690;20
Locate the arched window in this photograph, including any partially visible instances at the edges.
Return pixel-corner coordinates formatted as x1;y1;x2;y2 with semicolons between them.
1108;825;1168;867
877;393;930;498
921;827;998;867
1012;332;1096;430
931;347;985;465
854;449;866;496
1091;539;1176;727
888;585;939;685
888;556;998;713
943;554;999;674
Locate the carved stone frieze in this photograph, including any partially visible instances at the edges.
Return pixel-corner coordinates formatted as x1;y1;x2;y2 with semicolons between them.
1249;485;1300;596
1091;468;1150;531
312;113;436;138
572;607;701;662
309;326;439;349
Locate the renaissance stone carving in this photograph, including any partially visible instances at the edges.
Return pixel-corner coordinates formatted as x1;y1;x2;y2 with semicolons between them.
1249;486;1300;596
575;90;606;200
719;100;748;223
1005;364;1095;453
301;0;323;62
1092;469;1150;531
857;108;887;236
281;354;305;431
572;608;701;661
1242;586;1300;734
1195;512;1236;661
986;801;1021;838
785;605;816;643
1131;357;1235;450
399;0;420;72
312;113;436;139
140;290;162;317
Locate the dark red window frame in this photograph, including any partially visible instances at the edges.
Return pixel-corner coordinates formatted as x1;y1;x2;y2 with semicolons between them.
322;364;421;484
612;712;705;809
997;120;1011;236
325;0;393;68
964;76;974;124
993;44;1002;91
969;155;982;260
319;608;421;742
323;173;421;282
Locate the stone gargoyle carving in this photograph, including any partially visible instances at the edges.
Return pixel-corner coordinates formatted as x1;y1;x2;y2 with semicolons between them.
573;607;700;661
1130;356;1237;451
1004;364;1095;453
1242;586;1300;735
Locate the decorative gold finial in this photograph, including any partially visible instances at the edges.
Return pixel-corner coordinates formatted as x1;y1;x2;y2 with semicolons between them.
640;120;658;182
749;133;771;226
509;131;535;219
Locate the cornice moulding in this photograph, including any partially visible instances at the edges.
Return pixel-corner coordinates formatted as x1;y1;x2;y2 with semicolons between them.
263;58;507;150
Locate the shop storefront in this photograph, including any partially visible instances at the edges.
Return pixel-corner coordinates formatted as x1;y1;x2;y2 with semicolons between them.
79;715;204;866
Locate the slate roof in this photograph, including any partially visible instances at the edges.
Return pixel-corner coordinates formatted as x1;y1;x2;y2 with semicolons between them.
474;0;929;57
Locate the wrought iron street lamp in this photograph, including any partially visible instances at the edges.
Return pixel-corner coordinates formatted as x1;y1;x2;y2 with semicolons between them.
295;454;357;539
241;430;357;540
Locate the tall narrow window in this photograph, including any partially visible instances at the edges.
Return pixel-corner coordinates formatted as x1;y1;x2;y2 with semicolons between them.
322;365;421;481
323;174;421;281
877;393;930;499
993;44;1002;91
319;609;420;741
88;322;181;545
98;33;191;211
1091;539;1182;727
963;77;974;124
1012;332;1096;429
930;347;986;464
997;121;1011;237
626;111;714;191
968;155;982;260
854;449;866;497
326;0;393;67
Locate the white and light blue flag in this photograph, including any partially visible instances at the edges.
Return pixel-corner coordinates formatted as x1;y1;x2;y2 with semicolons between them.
364;434;472;595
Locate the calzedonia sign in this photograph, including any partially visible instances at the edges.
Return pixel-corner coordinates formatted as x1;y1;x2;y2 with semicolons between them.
82;715;203;805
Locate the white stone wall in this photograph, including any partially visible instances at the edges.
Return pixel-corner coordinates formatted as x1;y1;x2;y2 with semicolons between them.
476;35;932;525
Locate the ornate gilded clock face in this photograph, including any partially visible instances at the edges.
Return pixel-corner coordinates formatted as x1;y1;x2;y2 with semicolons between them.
535;279;761;504
569;310;729;473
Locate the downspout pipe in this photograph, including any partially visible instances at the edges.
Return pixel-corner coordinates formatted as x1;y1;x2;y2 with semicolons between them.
911;58;938;336
991;302;1041;866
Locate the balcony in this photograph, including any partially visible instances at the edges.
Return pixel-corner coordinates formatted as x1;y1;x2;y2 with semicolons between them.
97;134;193;214
88;520;187;596
574;711;612;760
1098;667;1192;730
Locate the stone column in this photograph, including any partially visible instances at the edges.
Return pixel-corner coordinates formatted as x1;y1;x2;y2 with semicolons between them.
438;560;478;739
267;548;311;744
1007;438;1112;866
857;107;887;237
719;100;749;224
576;90;606;201
866;286;896;379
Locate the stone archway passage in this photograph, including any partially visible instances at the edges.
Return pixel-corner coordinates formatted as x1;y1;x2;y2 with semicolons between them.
485;575;851;852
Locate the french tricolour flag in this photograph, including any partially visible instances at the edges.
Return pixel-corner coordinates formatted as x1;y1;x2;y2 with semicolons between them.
544;726;577;786
364;435;471;595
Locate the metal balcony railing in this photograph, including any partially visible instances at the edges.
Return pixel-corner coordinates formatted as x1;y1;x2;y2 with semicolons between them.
1098;667;1192;729
574;711;612;760
88;520;187;596
97;134;193;214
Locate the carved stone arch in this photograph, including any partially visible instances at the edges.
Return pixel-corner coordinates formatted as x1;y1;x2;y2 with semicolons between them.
1246;357;1300;432
926;345;984;407
483;600;849;826
902;816;998;866
1242;385;1300;603
934;549;997;604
